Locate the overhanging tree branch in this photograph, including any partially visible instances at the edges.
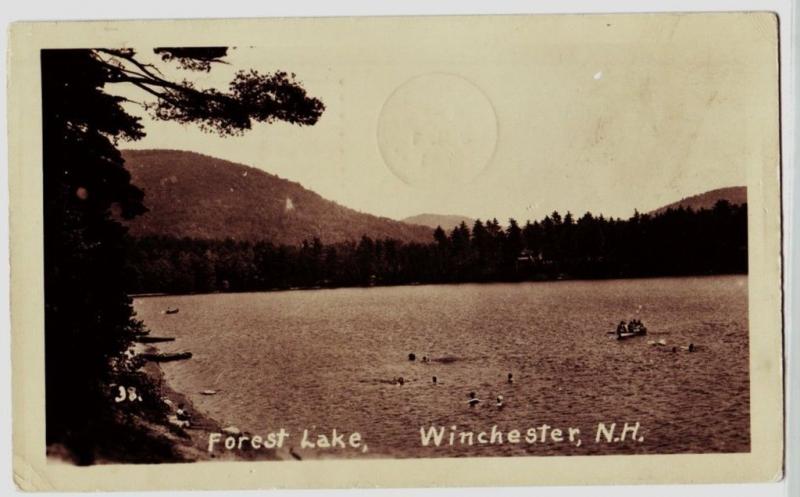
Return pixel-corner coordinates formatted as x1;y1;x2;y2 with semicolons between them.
94;47;325;136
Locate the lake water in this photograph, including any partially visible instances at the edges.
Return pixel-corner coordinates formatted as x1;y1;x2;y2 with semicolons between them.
134;275;749;458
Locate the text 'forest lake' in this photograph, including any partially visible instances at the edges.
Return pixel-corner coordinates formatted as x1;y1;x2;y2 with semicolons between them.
206;422;644;455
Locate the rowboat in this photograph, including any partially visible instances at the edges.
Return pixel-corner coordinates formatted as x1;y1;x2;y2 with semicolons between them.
616;328;647;340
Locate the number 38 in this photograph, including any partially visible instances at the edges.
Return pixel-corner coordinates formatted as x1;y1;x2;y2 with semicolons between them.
114;385;142;402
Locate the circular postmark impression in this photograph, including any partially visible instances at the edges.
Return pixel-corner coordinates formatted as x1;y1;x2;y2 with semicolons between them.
377;73;498;189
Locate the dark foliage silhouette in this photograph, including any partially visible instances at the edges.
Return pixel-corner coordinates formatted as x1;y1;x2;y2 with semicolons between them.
42;48;324;462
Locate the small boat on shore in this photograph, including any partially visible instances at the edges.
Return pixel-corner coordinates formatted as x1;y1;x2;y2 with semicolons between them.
133;336;176;344
140;351;192;362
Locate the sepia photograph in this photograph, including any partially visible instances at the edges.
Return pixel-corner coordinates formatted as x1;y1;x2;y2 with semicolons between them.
8;10;785;491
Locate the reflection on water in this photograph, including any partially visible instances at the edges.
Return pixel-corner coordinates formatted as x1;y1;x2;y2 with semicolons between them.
134;275;749;458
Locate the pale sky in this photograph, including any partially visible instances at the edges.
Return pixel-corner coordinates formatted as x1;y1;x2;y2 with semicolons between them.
115;13;777;223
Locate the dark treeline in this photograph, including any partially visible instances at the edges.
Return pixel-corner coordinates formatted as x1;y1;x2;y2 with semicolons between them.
124;200;747;295
42;47;326;463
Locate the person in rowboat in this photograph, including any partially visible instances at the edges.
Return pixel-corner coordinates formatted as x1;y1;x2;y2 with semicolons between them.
616;320;628;338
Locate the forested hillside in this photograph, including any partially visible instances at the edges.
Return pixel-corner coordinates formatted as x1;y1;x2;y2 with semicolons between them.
121;149;434;245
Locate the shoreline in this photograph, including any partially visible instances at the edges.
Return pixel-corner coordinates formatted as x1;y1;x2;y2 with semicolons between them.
136;346;283;463
47;350;286;465
131;272;748;299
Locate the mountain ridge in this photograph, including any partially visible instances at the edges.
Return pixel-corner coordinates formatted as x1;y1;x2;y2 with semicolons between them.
649;186;746;215
401;213;476;231
120;150;746;245
120;149;434;245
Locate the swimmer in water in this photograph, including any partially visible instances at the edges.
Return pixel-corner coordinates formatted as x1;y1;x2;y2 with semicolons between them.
432;376;438;385
496;395;504;409
408;353;416;362
397;377;405;386
507;373;513;384
467;392;480;407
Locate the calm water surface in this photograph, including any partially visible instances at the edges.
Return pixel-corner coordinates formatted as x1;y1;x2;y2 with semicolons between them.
134;276;749;458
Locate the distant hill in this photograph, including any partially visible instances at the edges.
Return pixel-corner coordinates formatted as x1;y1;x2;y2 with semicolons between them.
402;213;475;231
120;150;434;245
650;186;746;215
